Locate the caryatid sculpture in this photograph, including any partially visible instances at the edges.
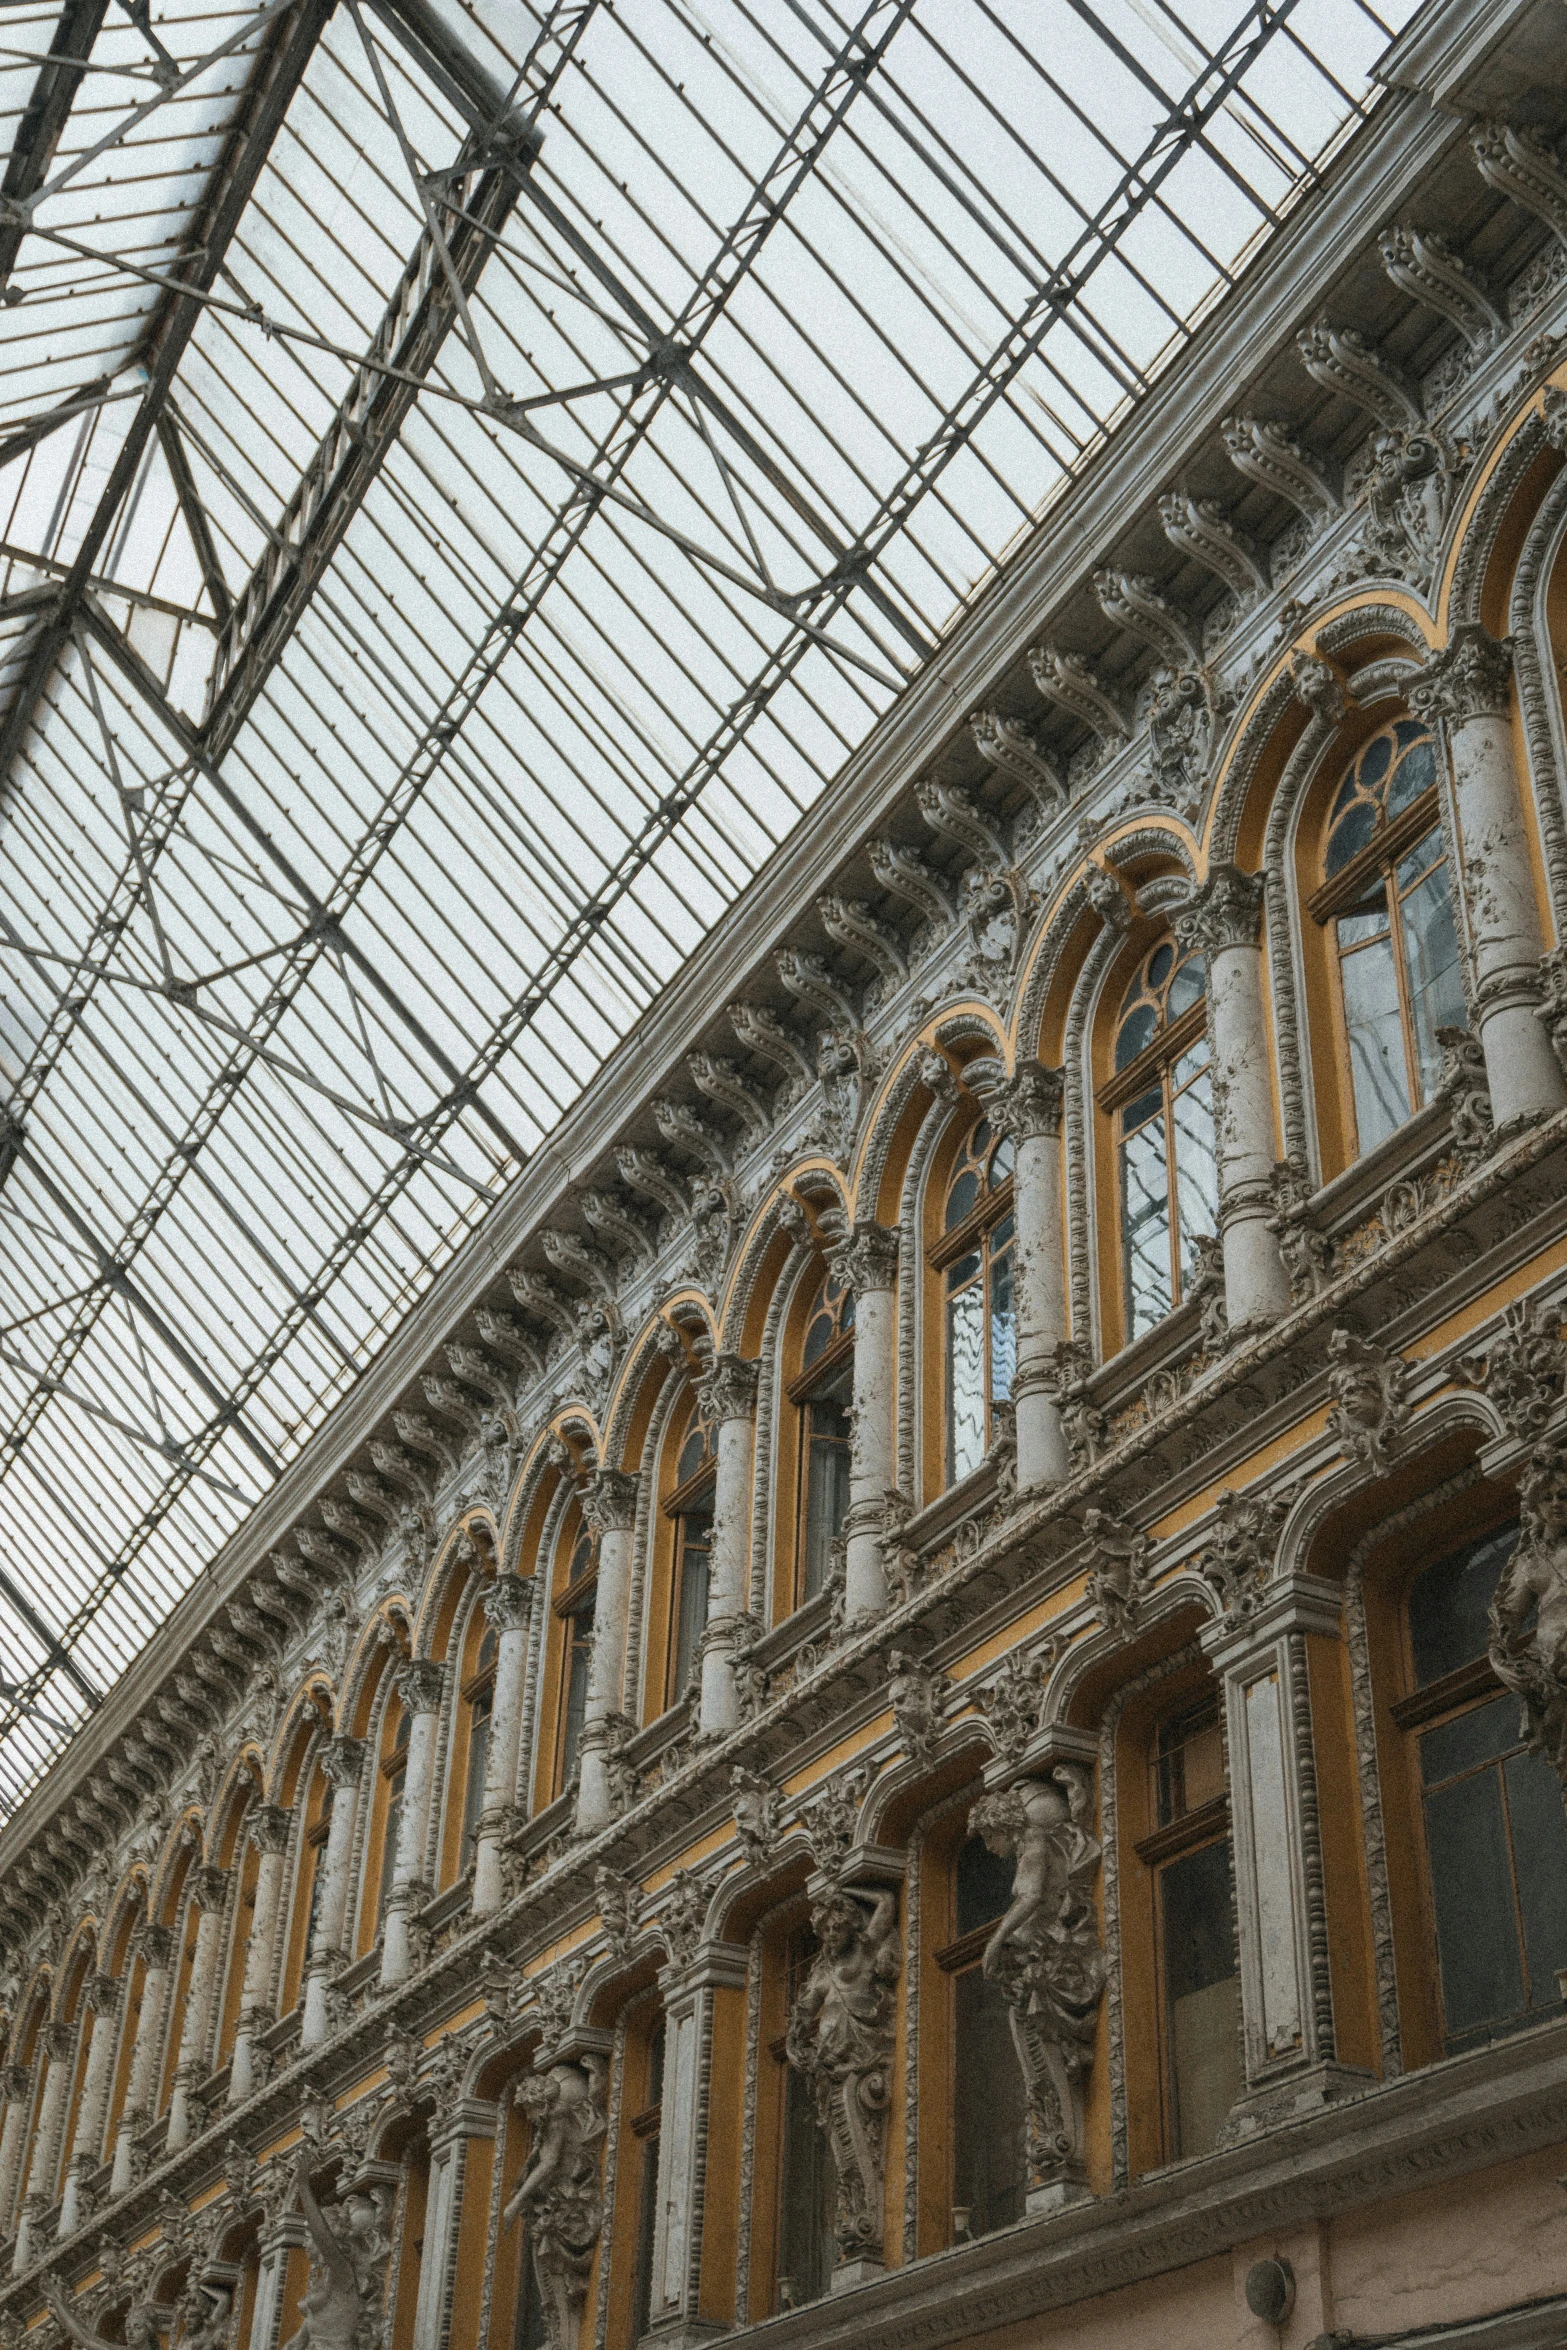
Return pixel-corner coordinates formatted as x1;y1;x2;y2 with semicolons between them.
1489;1440;1567;1806
784;1884;901;2273
281;2146;394;2350
503;2056;608;2350
969;1766;1106;2206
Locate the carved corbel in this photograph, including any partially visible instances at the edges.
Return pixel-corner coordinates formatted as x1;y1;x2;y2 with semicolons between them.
726;1000;816;1090
866;839;956;930
818;896;908;988
688;1052;772;1146
1092;569;1200;666
1220;414;1338;525
915;776;1010;865
1027;645;1128;747
1296;319;1422;431
1378;224;1503;350
969;708;1066;808
1157;490;1268;599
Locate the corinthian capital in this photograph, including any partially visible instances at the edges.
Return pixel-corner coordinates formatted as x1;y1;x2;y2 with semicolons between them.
191;1863;231;1914
397;1658;447;1716
1174;862;1265;955
85;1972;120;2017
138;1924;176;1971
248;1803;292;1858
483;1573;535;1633
698;1350;759;1425
584;1468;639;1534
1407;624;1514;724
320;1732;365;1790
965;1055;1065;1141
826;1219;899;1296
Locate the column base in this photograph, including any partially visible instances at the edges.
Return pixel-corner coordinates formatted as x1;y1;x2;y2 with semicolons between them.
1221;2059;1376;2141
830;2255;885;2293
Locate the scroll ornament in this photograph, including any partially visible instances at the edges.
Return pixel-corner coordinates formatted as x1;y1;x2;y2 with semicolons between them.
505;2056;609;2350
968;1767;1105;2195
785;1885;901;2268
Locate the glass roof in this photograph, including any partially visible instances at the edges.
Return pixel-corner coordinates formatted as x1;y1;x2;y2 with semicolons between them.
0;0;1415;1812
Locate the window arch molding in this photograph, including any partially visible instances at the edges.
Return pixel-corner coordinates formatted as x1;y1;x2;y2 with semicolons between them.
1507;446;1567;939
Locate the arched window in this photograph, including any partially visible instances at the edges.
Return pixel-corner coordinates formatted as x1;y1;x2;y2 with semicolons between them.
460;1625;498;1872
1105;939;1216;1339
1399;1525;1567;2052
1140;1691;1239;2158
663;1411;714;1709
942;1834;1025;2241
376;1707;410;1931
934;1120;1015;1483
789;1269;854;1607
555;1525;597;1794
1314;717;1463;1156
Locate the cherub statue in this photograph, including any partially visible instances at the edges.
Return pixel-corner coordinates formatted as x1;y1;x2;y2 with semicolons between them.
969;1768;1106;2189
504;2058;608;2350
1490;1444;1567;1798
785;1887;901;2265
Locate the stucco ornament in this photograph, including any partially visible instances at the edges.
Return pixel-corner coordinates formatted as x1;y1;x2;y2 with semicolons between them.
968;1767;1105;2198
1489;1443;1567;1806
1434;1026;1494;1163
1459;1294;1567;1440
804;1762;873;1875
1266;1155;1332;1301
1200;1485;1294;1628
785;1885;901;2267
1325;1328;1410;1474
504;2056;609;2350
281;2148;393;2350
885;1649;950;1761
1146;667;1213;812
978;1648;1049;1762
1081;1507;1151;1637
729;1765;778;1866
1356;426;1464;583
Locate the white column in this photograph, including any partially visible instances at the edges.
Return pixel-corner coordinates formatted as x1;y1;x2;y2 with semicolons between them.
166;1864;229;2152
14;2020;75;2266
0;2061;33;2238
969;1058;1068;1489
827;1221;900;1624
1176;863;1293;1332
472;1577;535;1917
58;1974;120;2233
575;1469;639;1835
381;1660;446;1988
1201;1577;1370;2127
647;1943;748;2340
1410;625;1565;1129
697;1355;759;1735
229;1804;292;2104
410;2099;495;2350
109;1923;175;2195
301;1733;365;2048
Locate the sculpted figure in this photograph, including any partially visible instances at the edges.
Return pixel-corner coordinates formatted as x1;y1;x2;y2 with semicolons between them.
785;1886;901;2267
174;2282;233;2350
281;2148;391;2350
970;1767;1106;2194
1490;1445;1567;1801
46;2289;164;2350
504;2058;608;2350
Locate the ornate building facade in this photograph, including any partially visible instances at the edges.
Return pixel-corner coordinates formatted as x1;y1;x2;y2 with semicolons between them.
2;1;1567;2346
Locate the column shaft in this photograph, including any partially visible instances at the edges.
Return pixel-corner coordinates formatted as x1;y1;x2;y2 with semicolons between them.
575;1470;638;1834
167;1866;229;2151
970;1059;1069;1488
698;1357;758;1735
109;1928;174;2194
381;1661;446;1988
828;1223;899;1623
302;1733;365;2047
59;1978;120;2231
472;1579;535;1916
230;1805;291;2103
0;2064;32;2236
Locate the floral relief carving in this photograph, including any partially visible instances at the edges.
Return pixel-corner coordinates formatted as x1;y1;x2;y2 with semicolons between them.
1459;1294;1567;1441
968;1768;1105;2200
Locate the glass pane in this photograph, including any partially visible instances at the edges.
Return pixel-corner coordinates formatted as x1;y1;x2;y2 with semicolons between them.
1504;1750;1567;2012
1326;799;1376;874
377;1770;404;1927
676;1420;710;1484
672;1516;712;1701
1399;858;1465;1107
1171;1067;1218;1290
1121;1083;1163;1136
946;1249;981;1295
1116;1002;1158;1069
1148;943;1174;990
1420;1694;1519;1786
461;1695;491;1869
947;1279;986;1482
1123;1117;1173;1337
1168;954;1206;1017
953;1966;1027;2237
803;1385;851;1602
1339;926;1411;1151
956;1834;1016;1936
988;1230;1015;1407
990;1135;1016;1184
1361;731;1393;790
946;1168;980;1230
1423;1769;1525;2042
1387;734;1437;815
562;1621;592;1787
1410;1526;1520;1686
779;2058;835;2308
1161;1840;1241;2158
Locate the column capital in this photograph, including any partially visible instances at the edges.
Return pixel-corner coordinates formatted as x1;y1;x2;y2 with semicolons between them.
84;1973;119;2018
191;1863;231;1913
42;2021;75;2063
248;1803;292;1857
583;1468;639;1534
825;1218;899;1295
1407;622;1514;723
483;1573;535;1633
1174;861;1266;954
965;1055;1065;1140
320;1732;365;1789
697;1350;759;1424
396;1657;447;1716
138;1923;177;1970
0;2062;29;2101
